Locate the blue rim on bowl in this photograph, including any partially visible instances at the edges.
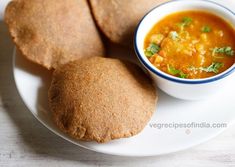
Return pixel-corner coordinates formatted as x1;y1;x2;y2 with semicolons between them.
134;0;235;84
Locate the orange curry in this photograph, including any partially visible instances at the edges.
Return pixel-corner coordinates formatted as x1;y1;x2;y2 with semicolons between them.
144;11;235;79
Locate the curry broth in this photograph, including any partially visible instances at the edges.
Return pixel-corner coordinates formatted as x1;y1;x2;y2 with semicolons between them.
144;11;235;79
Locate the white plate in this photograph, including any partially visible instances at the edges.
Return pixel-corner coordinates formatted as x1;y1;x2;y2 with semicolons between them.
13;47;235;157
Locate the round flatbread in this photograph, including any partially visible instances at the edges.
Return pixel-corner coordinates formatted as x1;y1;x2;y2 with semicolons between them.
89;0;168;46
5;0;105;69
48;57;157;143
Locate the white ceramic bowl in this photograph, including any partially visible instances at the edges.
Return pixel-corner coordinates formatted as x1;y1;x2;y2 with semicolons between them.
134;0;235;100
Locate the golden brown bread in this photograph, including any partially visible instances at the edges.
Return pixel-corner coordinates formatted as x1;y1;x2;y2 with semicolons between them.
89;0;168;46
4;0;105;69
48;57;157;143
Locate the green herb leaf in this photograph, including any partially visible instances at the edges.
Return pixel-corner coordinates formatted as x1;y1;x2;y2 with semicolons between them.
200;62;224;73
145;43;161;57
144;50;153;57
181;17;193;26
167;64;180;75
177;17;193;31
212;47;234;56
167;64;188;78
201;25;211;33
179;71;188;78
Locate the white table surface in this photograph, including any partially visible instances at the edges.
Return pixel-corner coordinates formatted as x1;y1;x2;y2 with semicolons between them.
1;0;235;166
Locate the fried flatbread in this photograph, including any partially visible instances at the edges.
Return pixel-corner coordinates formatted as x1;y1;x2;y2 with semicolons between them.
89;0;168;46
5;0;105;69
48;57;157;143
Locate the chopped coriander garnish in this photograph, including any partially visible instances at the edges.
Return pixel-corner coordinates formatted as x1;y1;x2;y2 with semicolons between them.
181;17;193;26
145;43;161;57
179;71;188;78
189;62;224;74
167;64;180;75
169;31;179;41
201;25;211;33
200;62;224;73
145;50;153;57
177;17;193;31
167;64;188;78
212;47;234;56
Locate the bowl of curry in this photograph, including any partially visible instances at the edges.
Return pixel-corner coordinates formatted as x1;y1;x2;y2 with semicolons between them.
134;0;235;100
